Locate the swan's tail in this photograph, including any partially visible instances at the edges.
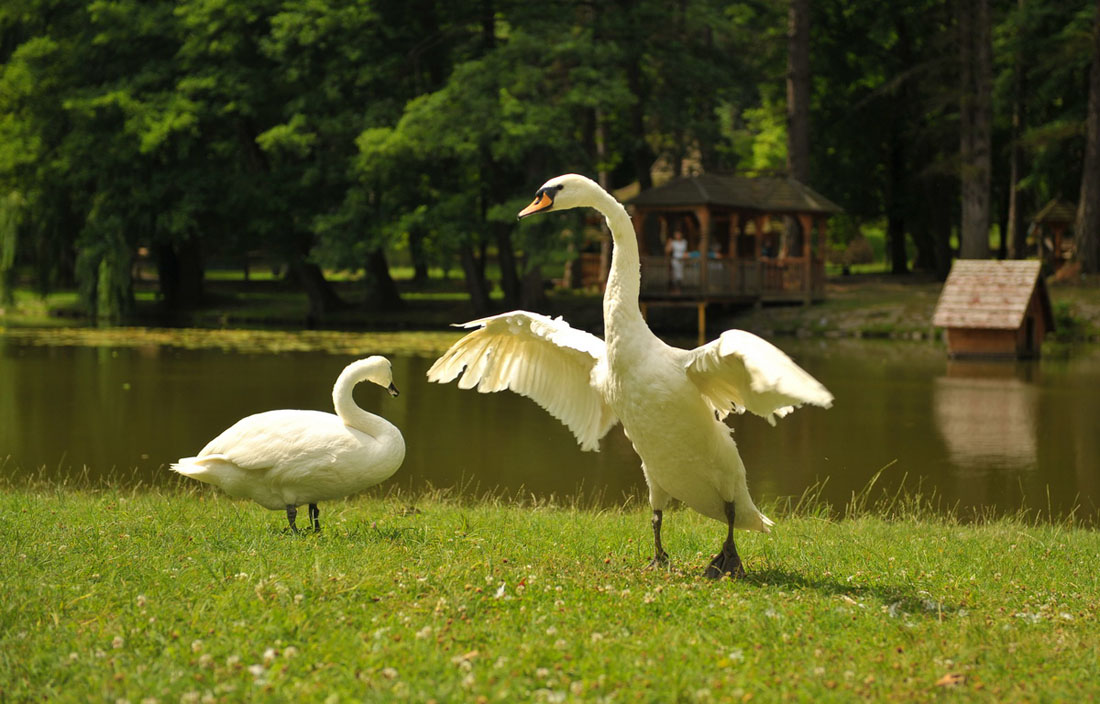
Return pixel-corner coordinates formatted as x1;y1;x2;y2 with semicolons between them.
170;456;217;482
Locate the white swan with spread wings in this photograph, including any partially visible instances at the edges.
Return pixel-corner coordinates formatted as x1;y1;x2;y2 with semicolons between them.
428;174;832;578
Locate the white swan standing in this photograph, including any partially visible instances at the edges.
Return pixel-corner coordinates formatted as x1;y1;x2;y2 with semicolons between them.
171;356;406;532
428;174;833;578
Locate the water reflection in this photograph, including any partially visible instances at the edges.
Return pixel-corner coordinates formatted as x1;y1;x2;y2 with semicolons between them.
934;361;1039;472
1;335;1098;520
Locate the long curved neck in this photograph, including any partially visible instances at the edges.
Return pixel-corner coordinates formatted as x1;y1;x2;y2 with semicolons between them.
589;187;646;344
332;363;390;438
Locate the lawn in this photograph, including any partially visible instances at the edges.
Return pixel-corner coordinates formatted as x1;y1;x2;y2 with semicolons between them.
2;481;1097;702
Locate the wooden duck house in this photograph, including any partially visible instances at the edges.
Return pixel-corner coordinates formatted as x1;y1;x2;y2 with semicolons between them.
932;260;1054;359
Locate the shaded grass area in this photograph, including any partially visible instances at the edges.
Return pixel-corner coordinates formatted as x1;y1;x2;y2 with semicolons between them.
2;480;1098;702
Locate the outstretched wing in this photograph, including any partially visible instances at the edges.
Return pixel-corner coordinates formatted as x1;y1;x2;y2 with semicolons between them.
684;329;833;425
427;311;618;451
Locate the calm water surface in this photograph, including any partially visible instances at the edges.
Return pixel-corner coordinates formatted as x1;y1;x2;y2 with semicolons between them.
2;335;1098;518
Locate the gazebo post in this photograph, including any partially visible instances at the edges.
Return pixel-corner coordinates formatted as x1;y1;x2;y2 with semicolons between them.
697;205;711;293
798;213;813;304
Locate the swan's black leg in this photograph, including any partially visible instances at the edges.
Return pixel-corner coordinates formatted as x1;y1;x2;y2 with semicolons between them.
645;509;669;569
704;501;745;579
309;503;321;532
286;504;300;533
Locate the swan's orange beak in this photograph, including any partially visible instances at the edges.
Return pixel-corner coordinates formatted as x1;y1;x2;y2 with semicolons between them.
518;190;554;219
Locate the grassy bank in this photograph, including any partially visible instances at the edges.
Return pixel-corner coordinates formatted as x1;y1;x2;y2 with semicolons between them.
2;483;1097;702
4;273;1099;343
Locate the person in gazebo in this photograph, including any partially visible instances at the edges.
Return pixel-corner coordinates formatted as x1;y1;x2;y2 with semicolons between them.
666;228;688;291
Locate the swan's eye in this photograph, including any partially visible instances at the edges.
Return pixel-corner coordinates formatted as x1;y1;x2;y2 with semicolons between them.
554;184;565;192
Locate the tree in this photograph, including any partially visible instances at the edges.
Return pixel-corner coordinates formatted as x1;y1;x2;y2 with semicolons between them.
787;0;811;183
1076;0;1100;273
958;0;993;259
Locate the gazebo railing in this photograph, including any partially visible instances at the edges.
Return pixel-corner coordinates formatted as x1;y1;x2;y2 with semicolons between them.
640;256;823;299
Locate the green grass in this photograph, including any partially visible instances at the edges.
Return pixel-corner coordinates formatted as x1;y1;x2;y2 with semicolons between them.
2;480;1098;702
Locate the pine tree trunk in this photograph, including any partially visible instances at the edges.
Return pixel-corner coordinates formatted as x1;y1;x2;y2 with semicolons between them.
786;0;811;184
958;0;993;260
1076;0;1100;274
1006;0;1029;260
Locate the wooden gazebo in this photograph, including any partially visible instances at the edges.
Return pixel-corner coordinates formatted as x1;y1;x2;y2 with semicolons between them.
1031;198;1076;270
627;174;841;339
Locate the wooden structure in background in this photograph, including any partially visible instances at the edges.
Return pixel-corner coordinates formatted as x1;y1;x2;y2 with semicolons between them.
932;260;1054;359
626;174;841;342
1031;198;1076;270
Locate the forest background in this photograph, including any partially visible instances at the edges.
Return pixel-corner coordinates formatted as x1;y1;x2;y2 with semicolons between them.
1;0;1098;324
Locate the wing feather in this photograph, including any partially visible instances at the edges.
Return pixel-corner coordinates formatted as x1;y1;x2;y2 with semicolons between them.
427;311;618;451
685;329;833;425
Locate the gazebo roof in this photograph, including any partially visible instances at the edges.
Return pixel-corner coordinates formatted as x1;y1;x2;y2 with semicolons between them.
932;260;1053;331
629;173;842;214
1032;198;1077;225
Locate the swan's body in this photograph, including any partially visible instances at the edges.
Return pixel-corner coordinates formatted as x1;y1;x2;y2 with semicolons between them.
429;174;832;576
171;356;405;532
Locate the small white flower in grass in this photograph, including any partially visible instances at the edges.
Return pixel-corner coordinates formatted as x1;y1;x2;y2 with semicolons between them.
191;639;203;653
293;594;304;605
416;626;432;640
226;655;241;669
728;649;744;662
198;654;213;669
764;608;778;619
590;632;604;643
263;648;276;665
247;664;266;679
283;646;298;659
180;692;200;704
554;639;568;650
112;636;125;649
494;583;507;599
381;667;398;680
536;667;550;679
201;694;215;704
813;667;825;676
68;652;79;662
554;599;564;608
136;595;148;608
234;573;248;580
545;626;558;636
1060;612;1074;621
461;674;475;688
140;698;158;704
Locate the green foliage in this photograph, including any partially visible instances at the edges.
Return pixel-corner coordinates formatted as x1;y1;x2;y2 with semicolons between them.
1;0;1098;319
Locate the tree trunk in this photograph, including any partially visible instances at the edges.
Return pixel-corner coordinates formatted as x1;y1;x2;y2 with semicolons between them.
363;248;404;311
459;242;491;315
958;0;993;260
786;0;811;184
494;221;521;307
286;255;344;326
1076;0;1100;274
520;267;548;311
1006;0;1028;260
885;136;910;274
155;237;204;313
408;226;430;286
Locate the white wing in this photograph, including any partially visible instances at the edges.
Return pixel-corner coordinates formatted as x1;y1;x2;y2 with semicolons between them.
427;310;618;451
684;329;833;425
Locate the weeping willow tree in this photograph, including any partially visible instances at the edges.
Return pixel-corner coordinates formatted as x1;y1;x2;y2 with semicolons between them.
0;191;25;304
75;196;134;324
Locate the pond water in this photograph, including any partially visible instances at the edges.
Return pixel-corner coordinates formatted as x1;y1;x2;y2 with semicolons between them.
2;334;1098;520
